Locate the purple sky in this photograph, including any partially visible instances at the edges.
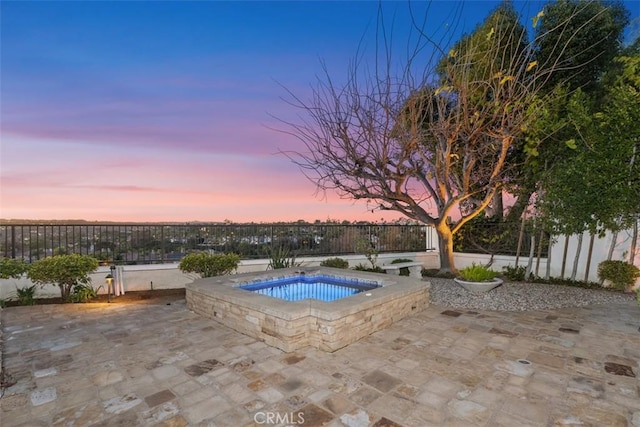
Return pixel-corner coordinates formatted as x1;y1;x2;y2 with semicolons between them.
2;1;637;223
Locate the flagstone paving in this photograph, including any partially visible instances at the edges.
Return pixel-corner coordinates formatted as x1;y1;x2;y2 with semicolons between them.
1;294;639;426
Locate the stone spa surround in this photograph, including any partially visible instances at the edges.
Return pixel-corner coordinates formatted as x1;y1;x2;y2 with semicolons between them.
186;267;430;352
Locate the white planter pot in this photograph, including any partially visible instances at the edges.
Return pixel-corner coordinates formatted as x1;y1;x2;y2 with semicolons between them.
454;277;503;293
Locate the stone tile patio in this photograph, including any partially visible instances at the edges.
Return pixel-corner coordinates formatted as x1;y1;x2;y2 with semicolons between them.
1;293;639;426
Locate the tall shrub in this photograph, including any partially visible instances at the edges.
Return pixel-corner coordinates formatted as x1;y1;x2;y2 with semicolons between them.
0;258;28;280
27;254;99;301
597;260;640;290
179;252;240;278
320;257;350;269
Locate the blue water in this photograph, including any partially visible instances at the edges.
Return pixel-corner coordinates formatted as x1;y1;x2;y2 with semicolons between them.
238;274;380;302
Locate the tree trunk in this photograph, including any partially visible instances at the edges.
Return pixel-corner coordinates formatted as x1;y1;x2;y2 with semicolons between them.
59;284;72;302
514;213;526;267
435;222;456;274
545;237;552;281
584;233;595;282
607;229;618;261
570;233;583;281
561;235;569;279
535;229;544;277
629;146;637;264
630;218;638;265
491;191;504;219
525;234;535;280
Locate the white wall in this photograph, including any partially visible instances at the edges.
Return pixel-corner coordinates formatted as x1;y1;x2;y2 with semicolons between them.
453;252;548;276
0;252;440;300
428;223;639;289
547;229;640;289
442;248;636;290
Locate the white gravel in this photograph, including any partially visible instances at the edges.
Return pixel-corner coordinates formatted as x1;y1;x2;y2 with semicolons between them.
427;278;637;311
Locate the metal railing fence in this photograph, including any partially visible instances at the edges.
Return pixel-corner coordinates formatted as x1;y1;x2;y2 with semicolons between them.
0;223;432;265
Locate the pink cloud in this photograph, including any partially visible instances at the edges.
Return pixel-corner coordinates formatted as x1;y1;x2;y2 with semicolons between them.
0;182;404;223
2;132;407;223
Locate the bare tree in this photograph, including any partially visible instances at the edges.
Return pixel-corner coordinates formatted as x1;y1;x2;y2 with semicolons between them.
276;2;600;273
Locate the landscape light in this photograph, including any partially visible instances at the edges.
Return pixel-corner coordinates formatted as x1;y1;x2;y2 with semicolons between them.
105;273;114;303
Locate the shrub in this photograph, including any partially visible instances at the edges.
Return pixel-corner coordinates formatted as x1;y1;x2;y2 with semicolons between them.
458;263;498;282
266;246;301;270
391;258;413;276
16;285;36;306
1;258;30;305
179;252;241;278
320;257;349;269
0;258;28;279
69;283;102;303
27;254;99;302
502;265;526;281
353;263;384;273
355;237;379;269
597;260;640;291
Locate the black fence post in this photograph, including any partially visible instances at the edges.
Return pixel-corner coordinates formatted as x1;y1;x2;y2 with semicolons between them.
11;225;16;259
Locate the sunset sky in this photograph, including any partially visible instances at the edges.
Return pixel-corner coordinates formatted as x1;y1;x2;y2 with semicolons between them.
2;1;637;223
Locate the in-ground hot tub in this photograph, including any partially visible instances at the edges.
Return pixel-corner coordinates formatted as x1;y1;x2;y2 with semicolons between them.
237;273;382;302
186;267;430;352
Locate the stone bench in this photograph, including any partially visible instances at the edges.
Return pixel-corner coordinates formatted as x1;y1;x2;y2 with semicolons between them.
381;261;423;279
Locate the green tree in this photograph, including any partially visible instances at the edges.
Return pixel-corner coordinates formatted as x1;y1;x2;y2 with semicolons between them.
595;50;640;230
436;2;528;219
438;2;527;84
506;0;630;223
538;47;639;245
27;254;99;302
279;3;594;273
535;0;629;93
